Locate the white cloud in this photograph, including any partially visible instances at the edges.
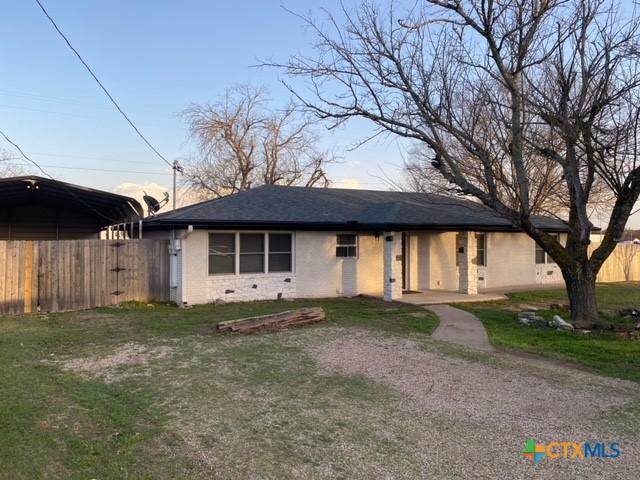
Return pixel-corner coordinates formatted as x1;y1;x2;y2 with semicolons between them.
331;178;364;189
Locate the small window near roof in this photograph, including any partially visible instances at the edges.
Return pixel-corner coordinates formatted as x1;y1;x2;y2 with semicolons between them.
240;233;265;273
336;234;357;257
268;233;292;272
209;233;236;275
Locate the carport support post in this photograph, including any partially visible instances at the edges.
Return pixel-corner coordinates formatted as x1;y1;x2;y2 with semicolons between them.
383;232;402;302
458;232;478;295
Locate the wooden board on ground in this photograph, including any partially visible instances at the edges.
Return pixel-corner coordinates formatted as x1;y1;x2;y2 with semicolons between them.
215;307;326;334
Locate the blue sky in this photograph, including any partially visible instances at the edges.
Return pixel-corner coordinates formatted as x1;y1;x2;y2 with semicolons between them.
1;0;638;228
0;0;406;202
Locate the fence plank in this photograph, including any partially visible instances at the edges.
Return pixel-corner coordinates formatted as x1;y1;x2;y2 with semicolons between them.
591;243;640;282
0;239;169;315
23;241;34;314
0;241;5;313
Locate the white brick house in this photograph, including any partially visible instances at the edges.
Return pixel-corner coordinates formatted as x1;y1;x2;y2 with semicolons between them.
142;185;569;305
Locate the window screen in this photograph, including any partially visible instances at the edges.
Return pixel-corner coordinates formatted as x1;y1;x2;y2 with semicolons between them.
240;234;265;273
209;233;236;274
268;233;292;272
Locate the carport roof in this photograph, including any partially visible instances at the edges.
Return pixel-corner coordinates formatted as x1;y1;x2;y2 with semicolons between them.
143;184;571;232
0;176;143;226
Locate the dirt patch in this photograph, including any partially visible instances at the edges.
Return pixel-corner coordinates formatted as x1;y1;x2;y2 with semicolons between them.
309;333;635;428
54;342;173;383
305;331;640;479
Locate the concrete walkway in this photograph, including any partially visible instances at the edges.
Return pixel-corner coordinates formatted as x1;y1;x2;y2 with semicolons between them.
428;304;495;352
399;290;506;306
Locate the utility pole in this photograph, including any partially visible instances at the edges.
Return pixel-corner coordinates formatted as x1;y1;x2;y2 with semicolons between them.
172;160;184;210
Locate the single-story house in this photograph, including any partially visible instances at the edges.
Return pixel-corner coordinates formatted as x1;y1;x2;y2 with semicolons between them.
0;176;143;240
142;185;569;305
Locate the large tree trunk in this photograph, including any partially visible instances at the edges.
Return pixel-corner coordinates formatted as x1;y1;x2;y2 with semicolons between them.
562;265;601;329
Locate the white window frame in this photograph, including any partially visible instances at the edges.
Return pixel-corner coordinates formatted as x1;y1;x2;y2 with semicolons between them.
238;233;266;274
207;231;295;276
267;232;294;273
336;233;358;258
208;232;237;276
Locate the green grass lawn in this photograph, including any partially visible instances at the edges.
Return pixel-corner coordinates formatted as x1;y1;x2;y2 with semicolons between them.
0;298;436;479
460;282;640;382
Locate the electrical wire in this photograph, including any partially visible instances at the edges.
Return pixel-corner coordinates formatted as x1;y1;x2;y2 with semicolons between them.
33;0;174;169
15;150;164;166
0;128;125;223
0;88;174;117
9;162;172;176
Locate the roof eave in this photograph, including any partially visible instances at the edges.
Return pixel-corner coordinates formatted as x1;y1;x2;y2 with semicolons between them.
141;219;572;233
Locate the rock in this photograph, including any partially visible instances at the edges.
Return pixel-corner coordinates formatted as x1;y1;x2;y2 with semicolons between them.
636;322;640;330
529;316;549;328
214;298;226;305
550;303;570;310
619;308;640;318
518;311;535;325
551;315;574;331
519;304;540;312
575;329;591;334
518;312;548;327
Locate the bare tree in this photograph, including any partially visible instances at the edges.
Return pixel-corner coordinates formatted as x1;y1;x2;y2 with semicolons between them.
403;142;614;220
274;0;640;327
0;149;27;177
181;85;333;200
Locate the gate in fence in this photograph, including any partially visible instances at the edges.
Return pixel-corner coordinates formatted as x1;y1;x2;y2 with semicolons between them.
0;239;169;315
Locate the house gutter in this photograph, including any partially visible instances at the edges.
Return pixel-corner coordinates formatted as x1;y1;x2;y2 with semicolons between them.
144;220;577;234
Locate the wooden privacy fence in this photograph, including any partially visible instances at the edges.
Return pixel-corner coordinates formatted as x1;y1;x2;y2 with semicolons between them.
0;239;170;315
592;243;640;283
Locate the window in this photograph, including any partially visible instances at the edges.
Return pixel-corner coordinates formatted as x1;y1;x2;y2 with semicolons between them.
209;233;236;275
240;234;265;273
535;234;558;264
336;234;357;257
476;233;487;266
208;232;294;275
268;233;292;272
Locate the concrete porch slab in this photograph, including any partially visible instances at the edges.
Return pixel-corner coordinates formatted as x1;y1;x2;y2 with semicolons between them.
396;290;507;306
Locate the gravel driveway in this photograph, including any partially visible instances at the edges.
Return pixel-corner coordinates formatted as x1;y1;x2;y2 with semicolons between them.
308;331;640;479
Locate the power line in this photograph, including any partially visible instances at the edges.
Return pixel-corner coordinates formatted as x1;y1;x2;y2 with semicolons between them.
2;152;169;167
33;0;174;169
0;88;175;117
10;162;172;176
23;151;166;166
0;128;121;223
0;130;52;178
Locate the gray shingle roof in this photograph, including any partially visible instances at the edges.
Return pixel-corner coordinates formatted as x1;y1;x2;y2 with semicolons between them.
143;184;570;232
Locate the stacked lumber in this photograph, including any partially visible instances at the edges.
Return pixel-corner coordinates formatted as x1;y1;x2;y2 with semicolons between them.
216;307;326;334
